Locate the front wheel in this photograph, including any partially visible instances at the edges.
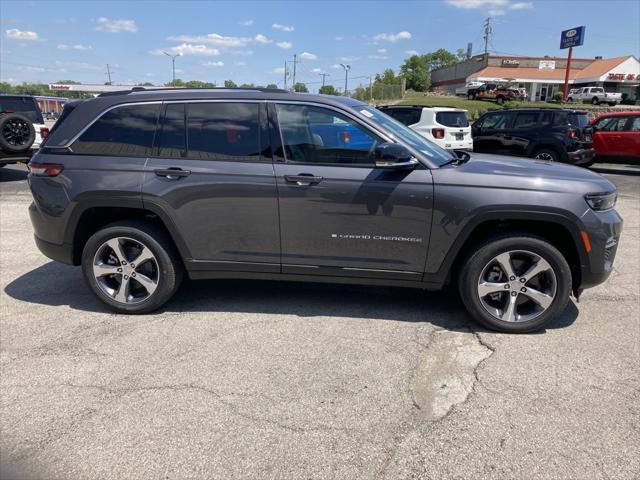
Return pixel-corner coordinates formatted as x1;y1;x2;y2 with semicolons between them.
608;102;616;107
496;96;505;105
591;97;600;105
532;148;560;162
458;235;572;333
468;93;475;100
82;221;183;314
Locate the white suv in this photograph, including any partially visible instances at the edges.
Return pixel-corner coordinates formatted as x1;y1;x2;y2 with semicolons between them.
378;105;473;150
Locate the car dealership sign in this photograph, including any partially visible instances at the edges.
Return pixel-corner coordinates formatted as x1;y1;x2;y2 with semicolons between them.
560;26;585;49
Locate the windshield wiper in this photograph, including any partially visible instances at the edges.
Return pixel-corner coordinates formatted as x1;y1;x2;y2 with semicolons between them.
440;150;471;167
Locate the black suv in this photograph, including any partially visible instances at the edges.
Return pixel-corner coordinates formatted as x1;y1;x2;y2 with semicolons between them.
27;88;622;333
472;108;594;165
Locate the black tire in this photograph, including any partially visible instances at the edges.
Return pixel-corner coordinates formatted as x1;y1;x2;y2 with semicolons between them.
467;93;475;100
591;97;599;105
81;220;183;314
532;147;560;162
567;97;573;103
496;96;505;105
0;113;36;154
458;235;572;333
608;102;616;107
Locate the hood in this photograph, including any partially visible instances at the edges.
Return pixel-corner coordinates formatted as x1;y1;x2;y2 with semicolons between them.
433;152;615;195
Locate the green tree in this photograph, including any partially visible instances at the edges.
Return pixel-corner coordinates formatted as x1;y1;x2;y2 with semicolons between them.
265;83;279;89
224;80;237;88
55;79;81;84
184;80;216;88
423;48;460;71
456;48;468;61
293;82;308;93
319;85;339;95
239;83;255;88
400;55;430;91
376;68;398;85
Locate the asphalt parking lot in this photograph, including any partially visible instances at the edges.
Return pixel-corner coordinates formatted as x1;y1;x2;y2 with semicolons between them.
1;162;638;480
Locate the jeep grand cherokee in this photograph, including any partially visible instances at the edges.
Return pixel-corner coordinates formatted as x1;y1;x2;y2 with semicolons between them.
27;88;622;333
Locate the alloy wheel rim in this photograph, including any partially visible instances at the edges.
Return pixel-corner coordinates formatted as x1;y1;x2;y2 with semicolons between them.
535;152;554;161
92;237;159;304
477;249;557;323
2;119;30;146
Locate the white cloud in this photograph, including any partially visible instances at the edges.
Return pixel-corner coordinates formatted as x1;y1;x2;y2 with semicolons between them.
338;55;359;62
335;36;344;41
368;54;389;59
377;48;387;54
54;60;101;70
254;34;273;44
168;33;251;47
330;64;342;69
234;60;247;66
311;68;323;73
299;51;317;60
488;8;506;15
18;65;46;72
203;61;224;67
5;29;39;41
273;66;286;74
276;41;292;49
510;2;533;9
57;43;92;51
445;0;508;8
373;31;412;43
405;49;420;56
151;43;221;56
272;23;294;32
94;17;137;33
230;49;254;56
239;19;254;26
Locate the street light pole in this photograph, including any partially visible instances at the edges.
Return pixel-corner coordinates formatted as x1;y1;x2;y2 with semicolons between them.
163;51;183;86
339;64;351;96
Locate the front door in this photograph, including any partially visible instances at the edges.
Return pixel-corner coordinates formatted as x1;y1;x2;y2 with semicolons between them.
142;101;280;273
270;103;432;280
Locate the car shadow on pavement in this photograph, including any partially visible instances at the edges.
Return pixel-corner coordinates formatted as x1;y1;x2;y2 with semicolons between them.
4;261;578;333
0;166;28;183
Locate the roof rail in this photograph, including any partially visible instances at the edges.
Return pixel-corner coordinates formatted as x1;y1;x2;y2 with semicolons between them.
98;86;291;97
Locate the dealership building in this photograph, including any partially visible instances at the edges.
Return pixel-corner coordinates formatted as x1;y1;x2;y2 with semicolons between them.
431;54;640;102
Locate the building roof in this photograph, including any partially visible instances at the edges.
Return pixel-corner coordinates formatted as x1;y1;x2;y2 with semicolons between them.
470;56;635;83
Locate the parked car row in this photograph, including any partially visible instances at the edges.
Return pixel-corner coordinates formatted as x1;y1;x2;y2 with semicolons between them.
378;105;639;165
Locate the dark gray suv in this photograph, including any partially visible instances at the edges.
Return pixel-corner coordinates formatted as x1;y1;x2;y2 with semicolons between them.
27;88;622;333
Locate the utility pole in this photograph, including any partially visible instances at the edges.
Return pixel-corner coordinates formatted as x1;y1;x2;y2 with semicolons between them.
318;72;329;88
483;17;492;55
291;53;300;91
369;75;373;102
339;63;351;96
105;64;112;85
283;61;288;90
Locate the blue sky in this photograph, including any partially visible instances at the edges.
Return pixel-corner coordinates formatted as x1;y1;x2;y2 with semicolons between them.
1;0;639;92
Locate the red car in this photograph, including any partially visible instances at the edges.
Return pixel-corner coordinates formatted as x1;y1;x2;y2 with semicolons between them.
590;111;640;162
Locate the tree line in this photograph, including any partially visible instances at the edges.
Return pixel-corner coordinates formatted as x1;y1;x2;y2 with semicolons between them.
0;48;468;99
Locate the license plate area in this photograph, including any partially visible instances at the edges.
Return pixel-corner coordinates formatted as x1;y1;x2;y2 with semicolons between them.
455;133;464;141
584;134;592;142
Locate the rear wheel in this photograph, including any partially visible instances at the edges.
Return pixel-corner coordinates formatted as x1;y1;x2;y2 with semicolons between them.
467;93;475;100
608;102;616;107
591;97;600;105
458;235;571;333
82;221;183;314
496;96;505;105
532;148;560;162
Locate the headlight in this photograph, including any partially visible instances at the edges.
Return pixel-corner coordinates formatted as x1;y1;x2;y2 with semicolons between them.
585;192;617;211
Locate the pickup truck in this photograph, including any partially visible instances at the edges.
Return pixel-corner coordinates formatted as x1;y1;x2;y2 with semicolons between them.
466;83;524;104
567;87;622;106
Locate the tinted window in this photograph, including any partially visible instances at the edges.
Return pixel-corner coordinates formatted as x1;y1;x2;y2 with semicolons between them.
568;113;589;128
186;103;260;161
72;104;160;156
380;107;422;126
276;104;381;166
157;103;186;157
436;111;469;127
540;111;554;126
480;112;511;130
596;116;628;132
0;96;44;124
629;116;640;132
513;112;539;129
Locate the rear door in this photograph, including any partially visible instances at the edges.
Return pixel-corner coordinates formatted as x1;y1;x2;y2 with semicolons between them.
142;101;280;273
472;111;513;154
618;115;640;158
503;111;539;157
593;116;629;157
271;102;432;280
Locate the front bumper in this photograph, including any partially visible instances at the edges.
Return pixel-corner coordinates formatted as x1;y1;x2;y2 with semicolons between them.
568;148;595;165
579;207;623;290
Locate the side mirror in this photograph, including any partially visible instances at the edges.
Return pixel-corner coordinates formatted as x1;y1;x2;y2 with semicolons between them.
374;143;419;170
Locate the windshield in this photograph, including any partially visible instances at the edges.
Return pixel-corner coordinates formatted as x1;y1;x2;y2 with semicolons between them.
358;106;454;166
0;96;44;124
569;113;589;128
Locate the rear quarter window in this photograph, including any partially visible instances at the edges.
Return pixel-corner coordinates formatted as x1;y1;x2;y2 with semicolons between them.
435;111;469;127
568;113;589;128
71;103;160;157
0;96;44;124
379;108;422;126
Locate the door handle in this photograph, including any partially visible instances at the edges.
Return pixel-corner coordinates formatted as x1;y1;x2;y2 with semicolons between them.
154;168;191;180
284;174;323;186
